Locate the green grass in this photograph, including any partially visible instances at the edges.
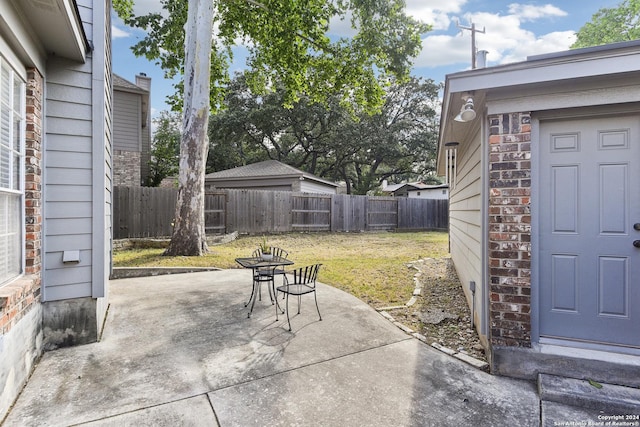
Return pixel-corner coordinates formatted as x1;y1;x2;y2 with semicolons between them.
113;231;449;307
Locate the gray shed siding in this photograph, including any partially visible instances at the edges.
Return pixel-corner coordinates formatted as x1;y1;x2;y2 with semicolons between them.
113;90;141;151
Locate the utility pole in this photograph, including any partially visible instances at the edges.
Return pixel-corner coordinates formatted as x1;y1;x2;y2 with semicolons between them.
456;21;485;69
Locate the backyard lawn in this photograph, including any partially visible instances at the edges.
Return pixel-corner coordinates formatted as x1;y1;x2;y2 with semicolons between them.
113;231;450;307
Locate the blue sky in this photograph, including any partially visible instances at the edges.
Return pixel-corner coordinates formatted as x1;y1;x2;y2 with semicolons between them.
112;0;622;126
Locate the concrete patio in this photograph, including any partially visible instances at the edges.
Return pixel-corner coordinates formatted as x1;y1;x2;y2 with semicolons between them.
1;270;611;426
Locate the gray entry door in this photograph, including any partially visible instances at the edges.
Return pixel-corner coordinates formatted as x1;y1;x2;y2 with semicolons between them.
539;114;640;348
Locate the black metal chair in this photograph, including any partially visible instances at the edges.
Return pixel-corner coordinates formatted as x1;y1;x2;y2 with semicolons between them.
245;249;276;307
269;247;289;289
276;264;322;331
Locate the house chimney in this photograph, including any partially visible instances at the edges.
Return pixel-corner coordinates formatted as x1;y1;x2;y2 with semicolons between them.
477;50;488;68
382;179;388;189
135;73;151;92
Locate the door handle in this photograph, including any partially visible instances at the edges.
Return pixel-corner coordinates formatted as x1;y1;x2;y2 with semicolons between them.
634;240;640;248
634;223;640;231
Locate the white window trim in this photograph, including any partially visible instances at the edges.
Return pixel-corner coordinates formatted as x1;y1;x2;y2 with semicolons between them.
0;54;25;286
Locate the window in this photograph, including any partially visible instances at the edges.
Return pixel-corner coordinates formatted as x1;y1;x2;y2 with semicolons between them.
442;189;446;195
0;58;24;285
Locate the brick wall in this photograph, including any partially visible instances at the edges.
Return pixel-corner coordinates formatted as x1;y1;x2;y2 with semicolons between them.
113;150;141;186
488;113;532;347
0;68;43;335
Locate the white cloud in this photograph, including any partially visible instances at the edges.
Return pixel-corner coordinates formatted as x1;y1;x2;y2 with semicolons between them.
329;0;469;37
132;0;164;16
328;11;357;38
507;3;567;21
500;30;576;63
414;5;575;69
417;34;471;68
405;0;468;30
112;25;131;39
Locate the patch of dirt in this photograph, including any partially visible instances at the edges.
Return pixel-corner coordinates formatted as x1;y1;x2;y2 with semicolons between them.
388;257;487;363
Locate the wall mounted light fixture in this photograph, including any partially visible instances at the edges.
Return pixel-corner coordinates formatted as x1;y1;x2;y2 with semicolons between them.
454;93;476;123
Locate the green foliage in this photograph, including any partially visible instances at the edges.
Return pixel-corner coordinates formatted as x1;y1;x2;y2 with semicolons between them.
146;111;180;186
207;74;441;194
259;236;271;254
572;0;640;48
116;0;430;113
112;0;133;18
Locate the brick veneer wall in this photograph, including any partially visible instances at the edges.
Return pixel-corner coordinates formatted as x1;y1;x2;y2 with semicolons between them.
488;113;532;347
0;68;43;334
113;150;141;186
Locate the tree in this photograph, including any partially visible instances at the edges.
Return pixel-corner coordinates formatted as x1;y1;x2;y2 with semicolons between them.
163;0;214;256
333;77;441;194
119;0;429;255
572;0;640;48
146;111;180;187
207;74;345;173
208;75;441;194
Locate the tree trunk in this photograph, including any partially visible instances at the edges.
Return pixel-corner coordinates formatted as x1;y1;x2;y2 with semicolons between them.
164;0;214;256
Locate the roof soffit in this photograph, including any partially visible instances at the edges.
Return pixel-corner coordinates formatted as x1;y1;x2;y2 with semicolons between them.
15;0;88;62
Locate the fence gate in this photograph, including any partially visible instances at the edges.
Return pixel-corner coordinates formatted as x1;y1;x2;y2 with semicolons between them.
204;191;226;235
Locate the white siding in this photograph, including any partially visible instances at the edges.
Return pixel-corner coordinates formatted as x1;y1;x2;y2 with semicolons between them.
113;90;141;151
448;128;486;339
300;180;337;194
408;188;448;199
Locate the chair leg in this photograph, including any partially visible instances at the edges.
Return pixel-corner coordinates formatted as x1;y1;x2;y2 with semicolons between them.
314;291;322;321
245;280;257;307
285;292;292;331
248;282;258;318
267;277;274;304
274;288;285;315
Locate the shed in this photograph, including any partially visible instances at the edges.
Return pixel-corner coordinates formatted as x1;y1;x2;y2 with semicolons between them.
382;181;448;199
205;160;339;194
438;40;640;385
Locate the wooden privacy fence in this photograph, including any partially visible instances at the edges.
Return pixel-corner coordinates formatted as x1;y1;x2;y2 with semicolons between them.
113;186;448;239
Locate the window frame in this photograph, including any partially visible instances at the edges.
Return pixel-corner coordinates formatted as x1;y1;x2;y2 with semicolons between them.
0;54;25;286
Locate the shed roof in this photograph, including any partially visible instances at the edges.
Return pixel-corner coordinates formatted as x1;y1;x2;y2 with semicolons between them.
205;160;339;187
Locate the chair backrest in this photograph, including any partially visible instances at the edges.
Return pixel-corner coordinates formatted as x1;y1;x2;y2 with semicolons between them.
271;247;288;259
252;248;261;258
292;264;321;287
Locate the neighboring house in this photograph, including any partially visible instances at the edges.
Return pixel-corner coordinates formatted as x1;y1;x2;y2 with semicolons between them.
381;180;448;199
0;0;112;418
113;73;151;186
205;160;340;194
438;40;640;385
